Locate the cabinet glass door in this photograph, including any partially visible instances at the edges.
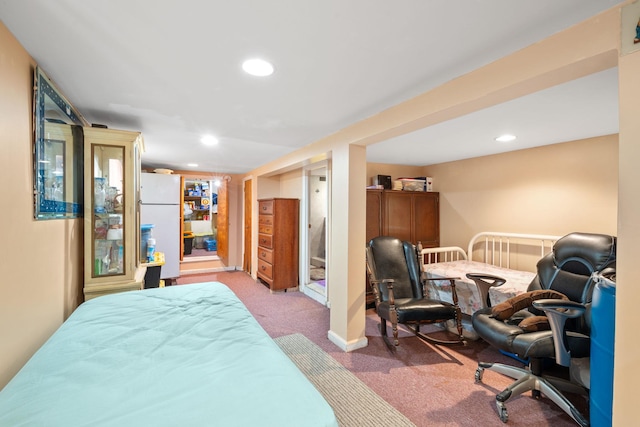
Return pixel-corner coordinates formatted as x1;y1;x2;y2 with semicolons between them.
92;144;126;277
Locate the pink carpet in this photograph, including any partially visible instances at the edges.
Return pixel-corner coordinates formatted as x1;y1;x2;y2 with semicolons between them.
177;271;586;427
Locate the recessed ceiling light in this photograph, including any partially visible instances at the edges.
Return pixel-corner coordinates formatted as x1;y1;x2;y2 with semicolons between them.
495;134;517;142
187;163;198;167
201;135;219;146
213;179;222;187
242;58;274;77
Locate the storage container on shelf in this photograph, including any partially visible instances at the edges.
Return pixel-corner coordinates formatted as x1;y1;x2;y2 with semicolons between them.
140;224;155;263
398;178;426;192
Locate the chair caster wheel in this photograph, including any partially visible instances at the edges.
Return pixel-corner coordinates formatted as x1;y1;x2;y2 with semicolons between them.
496;401;508;423
475;367;484;383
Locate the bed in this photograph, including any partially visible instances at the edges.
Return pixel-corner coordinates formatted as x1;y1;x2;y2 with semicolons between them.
419;232;560;337
0;282;339;427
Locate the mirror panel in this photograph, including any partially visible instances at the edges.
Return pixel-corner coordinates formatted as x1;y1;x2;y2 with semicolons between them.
34;67;86;219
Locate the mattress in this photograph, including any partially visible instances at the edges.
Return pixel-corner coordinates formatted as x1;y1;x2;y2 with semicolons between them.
0;282;338;427
424;260;536;315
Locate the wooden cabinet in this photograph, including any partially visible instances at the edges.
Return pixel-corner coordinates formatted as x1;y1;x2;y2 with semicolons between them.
83;127;145;300
366;189;439;247
366;189;384;244
365;189;440;305
257;198;300;291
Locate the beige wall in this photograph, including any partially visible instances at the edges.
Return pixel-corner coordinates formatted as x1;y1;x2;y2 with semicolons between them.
0;22;84;388
366;163;426;186
425;135;618;250
279;169;304;198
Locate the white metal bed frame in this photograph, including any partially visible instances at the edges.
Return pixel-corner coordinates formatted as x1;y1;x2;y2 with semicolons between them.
420;231;561;268
417;232;562;340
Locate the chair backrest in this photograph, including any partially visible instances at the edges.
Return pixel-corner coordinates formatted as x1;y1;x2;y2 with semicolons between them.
528;232;616;333
529;232;616;302
366;236;423;300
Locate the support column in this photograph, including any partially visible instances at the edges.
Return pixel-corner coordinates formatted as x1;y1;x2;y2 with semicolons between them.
613;17;640;425
327;143;368;351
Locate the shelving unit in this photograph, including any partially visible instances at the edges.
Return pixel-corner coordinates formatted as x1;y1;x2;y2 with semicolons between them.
184;180;213;220
183;179;218;253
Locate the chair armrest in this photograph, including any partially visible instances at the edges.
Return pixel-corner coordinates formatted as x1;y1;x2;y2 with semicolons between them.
370;278;396;306
423;276;460;297
424;276;460;282
465;273;506;287
532;299;586;367
465;273;506;309
423;277;462;311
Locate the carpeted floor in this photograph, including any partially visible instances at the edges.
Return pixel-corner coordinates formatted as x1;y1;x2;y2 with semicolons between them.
275;333;415;427
176;271;587;427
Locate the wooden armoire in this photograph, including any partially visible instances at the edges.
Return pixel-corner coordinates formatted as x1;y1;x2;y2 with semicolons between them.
366;189;440;247
365;189;440;304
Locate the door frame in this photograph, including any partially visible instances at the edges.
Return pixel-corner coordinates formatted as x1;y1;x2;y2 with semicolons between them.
242;175;253;274
301;160;331;306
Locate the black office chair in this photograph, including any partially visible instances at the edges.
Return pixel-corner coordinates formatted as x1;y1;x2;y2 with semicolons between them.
472;232;616;425
366;236;465;350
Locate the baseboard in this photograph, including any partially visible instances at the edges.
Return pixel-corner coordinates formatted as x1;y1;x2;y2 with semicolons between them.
180;266;242;275
181;255;221;263
327;330;368;352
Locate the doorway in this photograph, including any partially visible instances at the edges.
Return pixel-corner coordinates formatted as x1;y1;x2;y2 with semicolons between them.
182;178;219;260
302;162;330;305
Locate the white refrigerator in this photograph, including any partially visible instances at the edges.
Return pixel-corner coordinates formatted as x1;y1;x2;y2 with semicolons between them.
140;173;181;279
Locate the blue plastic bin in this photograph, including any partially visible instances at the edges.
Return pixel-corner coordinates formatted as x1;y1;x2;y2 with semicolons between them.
590;273;616;426
204;238;217;251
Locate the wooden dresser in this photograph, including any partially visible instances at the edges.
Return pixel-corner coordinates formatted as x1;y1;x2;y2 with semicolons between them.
257;198;300;291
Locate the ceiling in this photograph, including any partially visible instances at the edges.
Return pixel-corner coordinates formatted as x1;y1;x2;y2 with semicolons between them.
0;0;623;174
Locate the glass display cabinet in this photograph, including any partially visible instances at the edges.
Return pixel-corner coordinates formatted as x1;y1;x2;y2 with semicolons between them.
83;127;145;300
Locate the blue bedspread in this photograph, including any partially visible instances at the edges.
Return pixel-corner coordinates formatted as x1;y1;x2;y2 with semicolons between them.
0;282;338;427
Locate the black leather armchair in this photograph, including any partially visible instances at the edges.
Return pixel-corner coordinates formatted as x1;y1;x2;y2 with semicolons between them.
472;232;616;425
366;236;465;350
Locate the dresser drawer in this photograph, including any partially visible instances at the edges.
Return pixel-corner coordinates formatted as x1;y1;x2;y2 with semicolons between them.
259;214;273;227
258;224;273;235
259;200;274;215
258;247;273;264
258;233;273;249
257;259;273;280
